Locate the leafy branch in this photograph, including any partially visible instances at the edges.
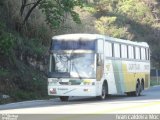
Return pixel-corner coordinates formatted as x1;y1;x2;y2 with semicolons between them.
20;0;83;28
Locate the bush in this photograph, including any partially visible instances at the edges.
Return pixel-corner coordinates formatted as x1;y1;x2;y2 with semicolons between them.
0;22;15;56
0;68;9;77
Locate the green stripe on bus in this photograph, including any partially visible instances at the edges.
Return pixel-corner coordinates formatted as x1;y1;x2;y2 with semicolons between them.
112;61;125;94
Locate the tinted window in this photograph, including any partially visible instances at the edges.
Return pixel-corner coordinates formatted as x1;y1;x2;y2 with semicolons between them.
51;39;96;50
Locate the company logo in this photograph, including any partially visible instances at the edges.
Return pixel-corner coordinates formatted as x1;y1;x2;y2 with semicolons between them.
58;88;68;91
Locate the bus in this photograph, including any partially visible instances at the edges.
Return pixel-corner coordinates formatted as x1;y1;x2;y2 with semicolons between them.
48;34;150;101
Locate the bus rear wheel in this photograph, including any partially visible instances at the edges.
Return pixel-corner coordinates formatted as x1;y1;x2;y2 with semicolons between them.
127;82;141;96
140;81;144;93
132;82;141;96
59;96;69;101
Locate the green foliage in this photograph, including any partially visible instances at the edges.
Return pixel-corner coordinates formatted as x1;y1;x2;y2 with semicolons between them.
0;0;4;6
83;4;96;13
0;68;9;77
96;0;118;12
0;22;15;56
95;16;130;38
150;77;160;86
0;33;14;55
23;38;47;58
117;0;152;23
95;16;117;34
12;69;48;100
39;0;83;28
84;0;160;67
13;91;39;100
93;0;156;38
13;34;47;61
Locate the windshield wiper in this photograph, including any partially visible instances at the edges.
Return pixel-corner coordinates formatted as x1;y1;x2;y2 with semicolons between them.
72;62;82;79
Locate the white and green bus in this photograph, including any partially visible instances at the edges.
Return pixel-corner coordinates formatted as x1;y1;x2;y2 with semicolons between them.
48;34;150;101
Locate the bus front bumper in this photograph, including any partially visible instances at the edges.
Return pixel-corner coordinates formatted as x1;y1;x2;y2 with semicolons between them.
48;85;97;96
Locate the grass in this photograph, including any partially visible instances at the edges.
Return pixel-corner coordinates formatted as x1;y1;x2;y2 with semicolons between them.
150;77;160;86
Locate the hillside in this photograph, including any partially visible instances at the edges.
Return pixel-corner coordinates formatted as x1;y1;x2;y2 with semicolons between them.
1;0;160;104
61;0;160;67
79;0;160;67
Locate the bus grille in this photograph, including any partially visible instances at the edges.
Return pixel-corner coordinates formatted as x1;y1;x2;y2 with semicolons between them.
59;82;81;85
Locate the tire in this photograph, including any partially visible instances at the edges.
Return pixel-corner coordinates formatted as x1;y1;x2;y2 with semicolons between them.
127;82;142;97
133;82;141;96
59;96;69;101
140;82;144;92
97;83;108;100
126;92;132;96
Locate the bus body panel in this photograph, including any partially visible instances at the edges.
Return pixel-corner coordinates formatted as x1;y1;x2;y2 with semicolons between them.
103;60;118;94
48;85;97;96
105;60;150;94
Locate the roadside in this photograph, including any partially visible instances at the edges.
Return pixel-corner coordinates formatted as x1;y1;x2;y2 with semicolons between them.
0;85;160;111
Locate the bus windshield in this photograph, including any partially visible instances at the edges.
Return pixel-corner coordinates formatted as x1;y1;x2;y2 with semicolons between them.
49;53;96;78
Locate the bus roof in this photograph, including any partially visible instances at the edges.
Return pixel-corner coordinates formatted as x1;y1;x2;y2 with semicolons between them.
52;34;149;47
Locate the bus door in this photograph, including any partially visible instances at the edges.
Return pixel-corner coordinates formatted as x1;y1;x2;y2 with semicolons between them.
96;39;104;94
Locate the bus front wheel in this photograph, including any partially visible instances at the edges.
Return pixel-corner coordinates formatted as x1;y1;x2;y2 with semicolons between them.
59;96;69;101
97;82;108;100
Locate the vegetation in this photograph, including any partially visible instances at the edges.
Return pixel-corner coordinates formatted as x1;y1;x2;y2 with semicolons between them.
0;0;82;104
150;78;160;86
20;0;82;28
1;0;160;104
83;0;160;67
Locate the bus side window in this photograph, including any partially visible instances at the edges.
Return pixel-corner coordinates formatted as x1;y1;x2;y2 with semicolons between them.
145;48;149;60
141;47;146;60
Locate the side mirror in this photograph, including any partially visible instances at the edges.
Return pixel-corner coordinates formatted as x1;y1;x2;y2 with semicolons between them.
97;54;102;66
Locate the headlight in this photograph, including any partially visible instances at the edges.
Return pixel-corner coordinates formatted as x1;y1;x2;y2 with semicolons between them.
83;79;94;85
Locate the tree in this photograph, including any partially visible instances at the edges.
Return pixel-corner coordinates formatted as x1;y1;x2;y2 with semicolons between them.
20;0;83;28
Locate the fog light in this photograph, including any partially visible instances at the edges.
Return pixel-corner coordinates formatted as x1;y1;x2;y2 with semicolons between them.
84;89;89;92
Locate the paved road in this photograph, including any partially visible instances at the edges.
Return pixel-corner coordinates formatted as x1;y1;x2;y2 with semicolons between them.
0;86;160;114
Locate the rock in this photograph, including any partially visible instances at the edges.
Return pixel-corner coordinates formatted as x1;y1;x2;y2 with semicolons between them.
2;94;10;99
